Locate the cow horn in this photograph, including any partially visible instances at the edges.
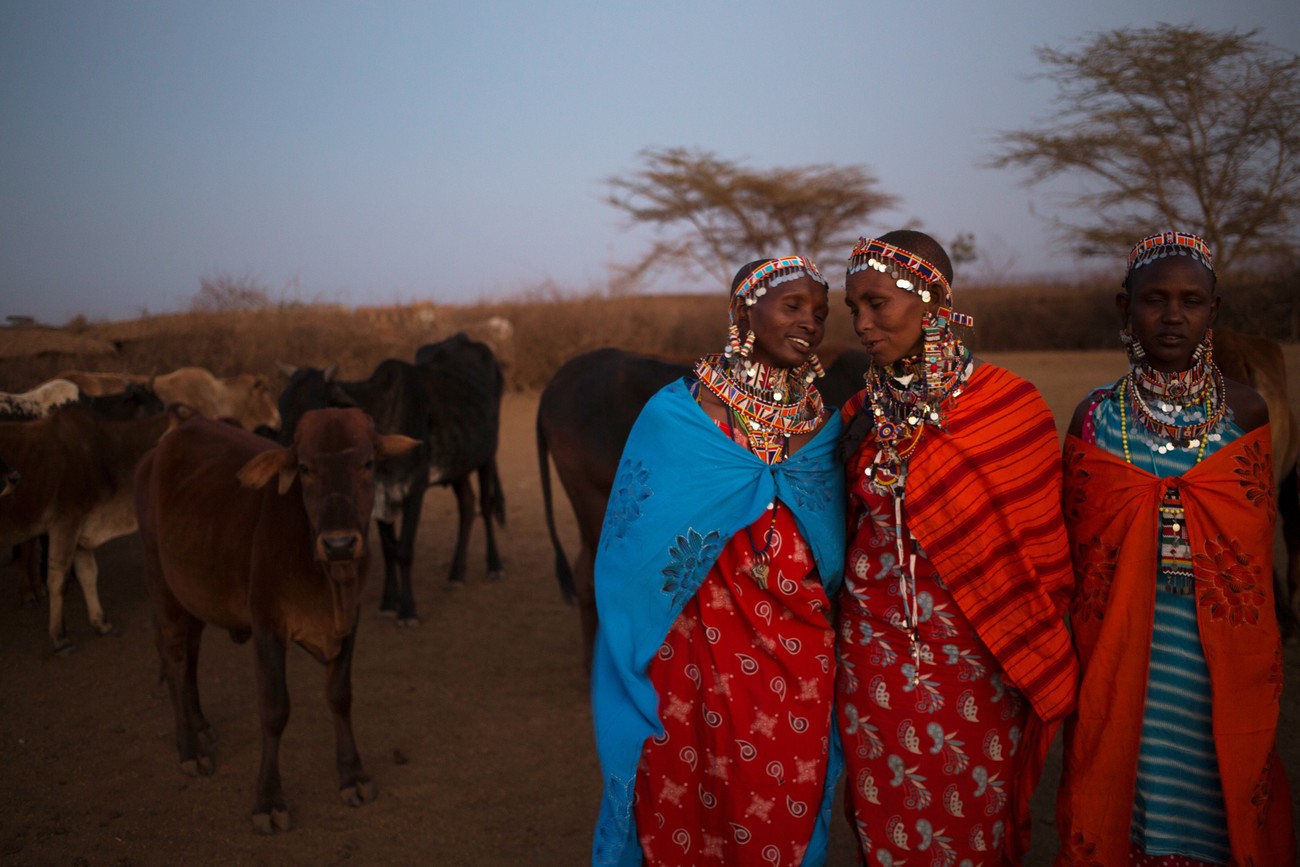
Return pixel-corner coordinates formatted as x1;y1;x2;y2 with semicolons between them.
275;361;297;378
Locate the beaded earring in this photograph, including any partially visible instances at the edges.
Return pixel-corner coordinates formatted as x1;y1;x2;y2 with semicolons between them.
739;329;756;360
725;323;741;359
1120;325;1147;365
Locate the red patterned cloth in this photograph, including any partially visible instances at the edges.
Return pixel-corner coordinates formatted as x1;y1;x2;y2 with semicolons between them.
634;501;835;866
838;364;1077;863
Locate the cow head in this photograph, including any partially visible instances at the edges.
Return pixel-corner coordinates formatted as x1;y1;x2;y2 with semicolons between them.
237;407;419;565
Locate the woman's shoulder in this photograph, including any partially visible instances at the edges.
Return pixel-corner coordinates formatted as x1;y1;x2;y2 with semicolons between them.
1066;381;1119;439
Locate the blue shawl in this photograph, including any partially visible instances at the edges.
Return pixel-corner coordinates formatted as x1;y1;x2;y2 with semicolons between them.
590;377;846;866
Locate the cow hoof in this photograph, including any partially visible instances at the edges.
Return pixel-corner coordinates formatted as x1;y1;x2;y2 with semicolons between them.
396;616;420;628
339;778;377;807
52;639;75;657
93;621;119;637
487;569;505;581
180;755;215;777
252;808;292;834
378;608;398;620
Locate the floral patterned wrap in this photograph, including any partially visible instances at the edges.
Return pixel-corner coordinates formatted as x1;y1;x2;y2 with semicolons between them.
1056;425;1295;865
590;377;845;866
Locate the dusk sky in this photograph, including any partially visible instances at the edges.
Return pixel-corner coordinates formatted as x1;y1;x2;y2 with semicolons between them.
2;1;1297;324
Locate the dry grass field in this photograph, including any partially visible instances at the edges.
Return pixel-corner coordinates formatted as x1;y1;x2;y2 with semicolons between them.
0;296;1297;865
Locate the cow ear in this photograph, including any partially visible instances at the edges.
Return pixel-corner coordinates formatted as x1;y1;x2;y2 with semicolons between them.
376;434;422;459
238;446;296;493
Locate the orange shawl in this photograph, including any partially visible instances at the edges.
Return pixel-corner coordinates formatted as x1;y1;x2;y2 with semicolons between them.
845;363;1078;860
1054;426;1295;866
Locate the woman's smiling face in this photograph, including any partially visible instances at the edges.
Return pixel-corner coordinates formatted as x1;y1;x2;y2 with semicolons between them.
735;275;829;369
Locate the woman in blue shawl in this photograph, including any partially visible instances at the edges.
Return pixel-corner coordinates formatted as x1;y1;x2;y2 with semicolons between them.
591;256;846;866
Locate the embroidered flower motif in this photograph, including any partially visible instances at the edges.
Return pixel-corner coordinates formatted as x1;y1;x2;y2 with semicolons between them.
783;466;834;511
1194;534;1266;626
594;774;636;865
1070;537;1118;624
661;527;724;609
601;460;653;550
1252;753;1275;828
1233;440;1275;522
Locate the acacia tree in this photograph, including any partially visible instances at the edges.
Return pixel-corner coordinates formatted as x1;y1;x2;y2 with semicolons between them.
606;147;897;289
989;24;1300;273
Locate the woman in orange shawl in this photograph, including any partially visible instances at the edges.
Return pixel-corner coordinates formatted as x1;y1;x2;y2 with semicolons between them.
1055;232;1294;865
836;230;1077;864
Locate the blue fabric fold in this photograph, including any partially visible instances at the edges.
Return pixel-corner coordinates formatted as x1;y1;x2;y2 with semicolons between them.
590;377;846;866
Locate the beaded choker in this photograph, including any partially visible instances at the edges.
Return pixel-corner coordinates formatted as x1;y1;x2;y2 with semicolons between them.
1120;343;1226;459
861;334;973;492
694;354;824;464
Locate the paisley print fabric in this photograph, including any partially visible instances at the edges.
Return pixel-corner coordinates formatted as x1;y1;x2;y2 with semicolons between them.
634;501;834;866
837;470;1026;866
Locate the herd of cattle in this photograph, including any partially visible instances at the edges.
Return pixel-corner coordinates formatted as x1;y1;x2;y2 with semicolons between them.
0;329;1298;833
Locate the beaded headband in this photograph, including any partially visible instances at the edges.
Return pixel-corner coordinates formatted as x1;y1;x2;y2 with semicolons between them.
1127;231;1215;275
847;237;972;327
730;256;828;317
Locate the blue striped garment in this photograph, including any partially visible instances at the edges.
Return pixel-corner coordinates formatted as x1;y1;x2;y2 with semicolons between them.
1087;380;1241;862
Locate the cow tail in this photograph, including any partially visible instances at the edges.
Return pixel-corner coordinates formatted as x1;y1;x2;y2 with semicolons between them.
536;412;577;604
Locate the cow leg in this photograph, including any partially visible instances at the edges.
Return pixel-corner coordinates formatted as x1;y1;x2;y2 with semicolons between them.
394;485;427;625
477;464;504;580
44;528;77;653
447;478;473;586
71;547;116;637
139;531;215;775
154;610;214;775
327;627;375;808
251;630;292;834
16;538;43;607
376;519;401;618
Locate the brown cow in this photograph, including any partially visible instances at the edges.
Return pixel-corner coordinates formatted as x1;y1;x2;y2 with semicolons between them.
135;409;418;833
536;346;868;667
0;406;184;651
1216;329;1300;633
58;367;280;431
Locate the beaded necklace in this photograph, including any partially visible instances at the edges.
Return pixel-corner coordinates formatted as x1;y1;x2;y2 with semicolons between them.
861;336;972;491
858;323;971;687
1119;353;1225;459
694;353;824;465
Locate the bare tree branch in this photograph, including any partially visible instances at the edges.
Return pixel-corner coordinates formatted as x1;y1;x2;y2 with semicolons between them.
987;24;1300;273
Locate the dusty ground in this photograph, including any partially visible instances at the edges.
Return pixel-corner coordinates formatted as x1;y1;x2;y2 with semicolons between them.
1;350;1298;866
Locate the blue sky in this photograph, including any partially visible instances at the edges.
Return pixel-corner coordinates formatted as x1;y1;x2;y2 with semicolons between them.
2;1;1297;323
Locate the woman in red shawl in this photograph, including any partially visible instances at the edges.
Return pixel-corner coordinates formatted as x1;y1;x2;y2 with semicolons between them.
836;230;1077;864
1054;232;1294;865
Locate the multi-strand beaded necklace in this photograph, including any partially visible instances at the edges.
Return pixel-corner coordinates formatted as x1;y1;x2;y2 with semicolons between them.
694;353;824;465
861;320;973;492
1118;339;1226;464
1117;336;1226;594
858;313;972;686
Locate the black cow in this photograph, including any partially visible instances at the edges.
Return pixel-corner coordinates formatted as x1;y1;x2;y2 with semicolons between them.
82;382;165;419
536;346;868;666
413;332;506;588
277;359;433;625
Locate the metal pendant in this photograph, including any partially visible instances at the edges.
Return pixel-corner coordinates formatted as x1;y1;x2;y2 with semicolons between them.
750;561;769;590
